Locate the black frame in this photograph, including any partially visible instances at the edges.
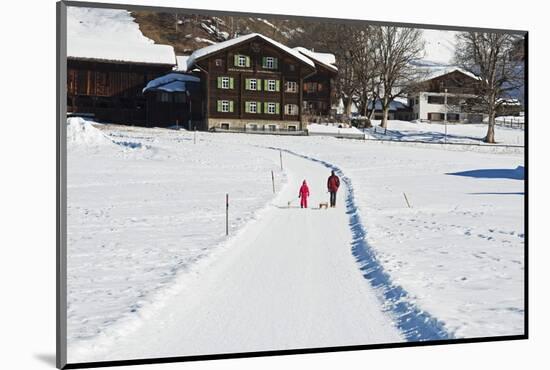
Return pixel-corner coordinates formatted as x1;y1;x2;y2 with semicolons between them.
56;1;528;368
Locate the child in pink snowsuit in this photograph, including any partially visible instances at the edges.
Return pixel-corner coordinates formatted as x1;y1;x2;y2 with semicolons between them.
299;180;310;208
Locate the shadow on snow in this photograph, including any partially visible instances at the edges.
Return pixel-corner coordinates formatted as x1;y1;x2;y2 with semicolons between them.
268;146;453;342
447;166;524;180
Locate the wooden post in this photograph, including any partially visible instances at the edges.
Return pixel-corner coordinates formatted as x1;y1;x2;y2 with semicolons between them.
226;193;229;236
279;150;283;171
271;170;275;194
194;126;197;144
403;192;411;208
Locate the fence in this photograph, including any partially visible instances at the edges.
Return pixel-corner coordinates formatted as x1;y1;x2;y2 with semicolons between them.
495;117;525;129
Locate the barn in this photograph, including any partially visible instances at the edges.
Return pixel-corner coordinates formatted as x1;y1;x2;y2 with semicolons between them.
66;7;176;125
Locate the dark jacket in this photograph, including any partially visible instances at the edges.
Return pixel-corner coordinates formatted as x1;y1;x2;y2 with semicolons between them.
327;175;340;192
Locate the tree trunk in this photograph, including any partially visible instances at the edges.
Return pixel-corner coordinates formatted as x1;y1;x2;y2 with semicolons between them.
485;110;496;143
484;98;496;143
380;105;390;129
344;97;353;121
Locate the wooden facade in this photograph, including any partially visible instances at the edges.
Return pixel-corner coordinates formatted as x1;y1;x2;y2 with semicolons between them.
302;64;336;120
191;35;319;131
67;59;173;125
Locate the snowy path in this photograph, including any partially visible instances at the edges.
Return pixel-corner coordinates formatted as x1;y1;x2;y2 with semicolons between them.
72;147;404;362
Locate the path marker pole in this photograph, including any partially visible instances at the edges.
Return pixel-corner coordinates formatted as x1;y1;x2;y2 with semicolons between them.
279;150;283;171
403;192;412;208
194;126;197;144
226;193;229;236
271;170;275;194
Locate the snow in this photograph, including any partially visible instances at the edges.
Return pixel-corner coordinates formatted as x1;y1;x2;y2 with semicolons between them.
142;73;200;93
67;7;176;65
294;47;338;72
365;120;524;146
67;120;524;362
418;66;480;83
174;56;190;72
186;33;315;70
307;123;365;139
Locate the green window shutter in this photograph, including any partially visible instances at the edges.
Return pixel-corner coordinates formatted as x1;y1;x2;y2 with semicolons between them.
262;57;267;68
275;103;280;115
273;58;278;69
234;55;239;66
217;77;222;89
275;80;280;92
245;102;250;113
264;102;268;114
229;101;234;113
264;80;268;91
229;77;234;89
217;100;222;112
245;56;251;68
245;79;250;90
257;102;262;114
257;79;262;91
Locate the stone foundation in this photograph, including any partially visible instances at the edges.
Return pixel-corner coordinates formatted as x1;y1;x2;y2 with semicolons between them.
208;118;302;132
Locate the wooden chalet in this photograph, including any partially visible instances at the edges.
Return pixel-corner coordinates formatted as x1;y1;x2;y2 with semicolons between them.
294;47;338;121
67;7;176;125
185;33;337;132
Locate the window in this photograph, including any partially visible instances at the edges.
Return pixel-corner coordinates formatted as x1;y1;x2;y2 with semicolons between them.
221;77;230;89
447;113;460;121
288;125;297;131
217;100;234;113
427;95;445;104
267;102;277;114
268;80;276;92
217;76;234;89
285;81;298;93
263;56;278;69
304;82;318;93
220;123;230;130
245;101;262;114
246;78;261;91
248;123;258;131
237;55;247;67
289;64;295;72
285;104;299;115
215;59;223;67
268;124;277;131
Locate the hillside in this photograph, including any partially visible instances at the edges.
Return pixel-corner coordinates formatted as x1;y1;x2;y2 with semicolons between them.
131;11;307;55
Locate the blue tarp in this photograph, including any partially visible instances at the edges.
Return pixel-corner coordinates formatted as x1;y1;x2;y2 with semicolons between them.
143;73;201;94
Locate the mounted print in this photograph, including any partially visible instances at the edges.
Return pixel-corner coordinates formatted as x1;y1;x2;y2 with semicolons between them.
56;1;527;368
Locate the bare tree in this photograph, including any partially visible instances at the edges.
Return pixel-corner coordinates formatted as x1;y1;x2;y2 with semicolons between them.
353;26;381;127
374;26;425;128
454;32;524;143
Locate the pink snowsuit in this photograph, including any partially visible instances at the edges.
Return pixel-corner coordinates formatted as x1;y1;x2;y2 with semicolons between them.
299;181;310;208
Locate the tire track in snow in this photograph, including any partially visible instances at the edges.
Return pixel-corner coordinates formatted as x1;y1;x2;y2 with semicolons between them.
268;146;454;342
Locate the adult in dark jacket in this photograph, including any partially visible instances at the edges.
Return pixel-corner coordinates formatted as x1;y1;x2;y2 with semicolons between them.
327;170;340;208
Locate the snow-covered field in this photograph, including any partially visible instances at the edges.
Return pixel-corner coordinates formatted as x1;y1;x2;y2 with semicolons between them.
67;119;524;362
365;120;524;146
67;118;285;344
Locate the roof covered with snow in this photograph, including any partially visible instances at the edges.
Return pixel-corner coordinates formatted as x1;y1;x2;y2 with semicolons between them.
419;66;480;83
294;47;338;72
143;73;201;93
67;7;176;65
186;33;315;70
174;56;190;72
